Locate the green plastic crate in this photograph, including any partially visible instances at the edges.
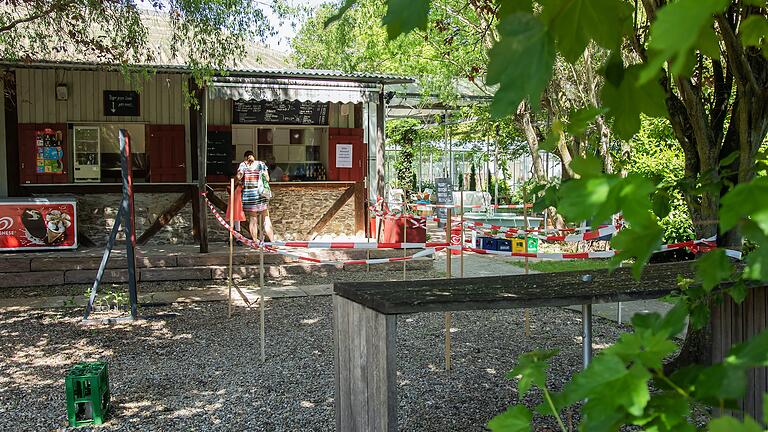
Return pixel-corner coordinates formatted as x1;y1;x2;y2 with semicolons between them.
65;362;110;427
527;237;539;253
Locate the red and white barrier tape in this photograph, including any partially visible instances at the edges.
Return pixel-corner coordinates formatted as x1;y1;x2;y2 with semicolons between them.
207;196;739;263
264;244;450;265
267;241;449;249
464;235;727;260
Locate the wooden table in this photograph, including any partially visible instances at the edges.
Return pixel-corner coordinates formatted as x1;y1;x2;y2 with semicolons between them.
333;262;695;432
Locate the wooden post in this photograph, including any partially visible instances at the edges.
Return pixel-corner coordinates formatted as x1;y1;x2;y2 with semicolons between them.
227;177;235;318
445;207;452;371
334;295;398;432
460;186;464;278
259;212;266;362
523;199;530;337
402;215;407;280
196;85;209;253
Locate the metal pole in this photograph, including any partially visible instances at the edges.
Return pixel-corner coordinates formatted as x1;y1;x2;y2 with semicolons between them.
445;207;452;372
443;111;449;177
83;205;124;320
523;196;530;337
228;177;235;318
494;125;499;208
259;213;266;362
460;183;464;278
402;215;407;280
582;303;593;368
120;129;138;319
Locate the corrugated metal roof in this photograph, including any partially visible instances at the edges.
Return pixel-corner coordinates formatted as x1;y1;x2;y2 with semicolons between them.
0;60;412;84
0;10;412;84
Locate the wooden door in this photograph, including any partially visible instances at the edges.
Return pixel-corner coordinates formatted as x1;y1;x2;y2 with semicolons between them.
328;128;366;182
18;123;69;184
147;125;186;183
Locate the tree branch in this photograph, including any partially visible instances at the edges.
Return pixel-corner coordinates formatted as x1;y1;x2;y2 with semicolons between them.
0;1;73;33
715;14;760;95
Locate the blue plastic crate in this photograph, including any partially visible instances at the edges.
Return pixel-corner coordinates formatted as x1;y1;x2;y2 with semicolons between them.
479;237;498;250
497;239;512;252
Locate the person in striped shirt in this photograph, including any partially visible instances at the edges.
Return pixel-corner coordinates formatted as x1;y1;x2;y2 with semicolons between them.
237;150;275;242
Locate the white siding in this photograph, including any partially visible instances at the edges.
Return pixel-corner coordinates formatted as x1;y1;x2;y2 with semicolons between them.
15;68;188;125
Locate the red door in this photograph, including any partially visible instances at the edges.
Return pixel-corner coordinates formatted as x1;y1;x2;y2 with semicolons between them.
328;128;366;181
147;125;186;182
18;123;69;184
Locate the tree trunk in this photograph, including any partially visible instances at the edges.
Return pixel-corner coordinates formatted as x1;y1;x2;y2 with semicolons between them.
516;102;547;182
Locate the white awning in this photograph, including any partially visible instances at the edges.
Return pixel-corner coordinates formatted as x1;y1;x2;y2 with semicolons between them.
210;77;381;103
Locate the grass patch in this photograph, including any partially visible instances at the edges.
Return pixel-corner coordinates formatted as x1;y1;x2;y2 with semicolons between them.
511;259;614;273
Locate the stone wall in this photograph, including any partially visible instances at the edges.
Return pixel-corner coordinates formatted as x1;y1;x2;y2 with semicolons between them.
50;184;359;246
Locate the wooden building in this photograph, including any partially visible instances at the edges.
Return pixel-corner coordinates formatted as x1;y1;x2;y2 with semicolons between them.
0;62;410;250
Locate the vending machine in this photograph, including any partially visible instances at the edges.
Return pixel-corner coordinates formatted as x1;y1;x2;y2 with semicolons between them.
73;126;100;182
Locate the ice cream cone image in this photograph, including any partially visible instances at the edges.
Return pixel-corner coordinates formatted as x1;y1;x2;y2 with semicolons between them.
45;210;71;245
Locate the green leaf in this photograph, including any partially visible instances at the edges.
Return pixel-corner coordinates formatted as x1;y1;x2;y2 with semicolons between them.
632;392;692;431
728;280;749;304
382;0;431;39
725;327;768;368
694;364;748;402
570;155;604;179
498;0;533;18
708;415;764;432
557;177;613;221
605;330;677;370
719;151;740;168
652;190;672;219
506;349;558;395
764;393;768;426
325;0;358;28
601;65;668;140
562;354;629;403
640;0;730;82
611;224;665;278
720;176;768;233
740;15;768;47
566;106;607;136
539;0;632;62
603;51;624;86
487;13;555;116
487;405;532;432
540;120;563;152
695;249;733;292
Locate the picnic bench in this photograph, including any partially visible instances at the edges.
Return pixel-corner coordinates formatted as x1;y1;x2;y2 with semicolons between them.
332;262;697;432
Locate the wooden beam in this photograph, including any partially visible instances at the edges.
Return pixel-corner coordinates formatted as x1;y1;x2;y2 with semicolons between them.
77;230;96;247
354;181;366;235
308;185;356;240
137;191;191;245
205;185;228;212
191;189;201;242
196;85;209;253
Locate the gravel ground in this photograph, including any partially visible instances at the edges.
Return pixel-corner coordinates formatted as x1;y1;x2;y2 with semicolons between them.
1;297;631;431
0;269;441;300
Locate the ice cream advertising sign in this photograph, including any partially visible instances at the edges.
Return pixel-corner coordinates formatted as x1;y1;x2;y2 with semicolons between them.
0;201;77;250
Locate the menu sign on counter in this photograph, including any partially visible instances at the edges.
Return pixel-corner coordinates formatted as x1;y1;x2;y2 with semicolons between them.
233;100;329;125
435;177;453;228
207;130;233;176
0;198;77;251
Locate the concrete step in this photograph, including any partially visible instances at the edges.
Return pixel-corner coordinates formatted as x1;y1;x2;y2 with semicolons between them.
0;249;434;288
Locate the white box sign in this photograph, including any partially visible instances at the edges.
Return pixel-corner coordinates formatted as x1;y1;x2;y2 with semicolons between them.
336;143;353;168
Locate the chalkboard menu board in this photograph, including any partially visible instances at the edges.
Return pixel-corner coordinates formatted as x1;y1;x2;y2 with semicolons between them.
435;177;453;227
207;130;233;176
233;100;329;125
104;90;140;116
